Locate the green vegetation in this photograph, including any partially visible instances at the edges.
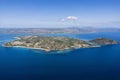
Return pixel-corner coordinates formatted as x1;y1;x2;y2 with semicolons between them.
4;36;119;51
90;38;119;45
4;36;93;51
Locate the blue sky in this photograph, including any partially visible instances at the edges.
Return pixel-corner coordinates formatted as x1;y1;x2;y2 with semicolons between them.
0;0;120;28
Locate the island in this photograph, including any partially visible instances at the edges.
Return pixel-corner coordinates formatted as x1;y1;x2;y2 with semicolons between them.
3;36;119;51
90;38;119;45
3;36;95;51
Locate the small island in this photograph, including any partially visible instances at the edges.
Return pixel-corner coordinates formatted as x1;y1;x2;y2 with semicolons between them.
90;38;119;45
3;36;119;51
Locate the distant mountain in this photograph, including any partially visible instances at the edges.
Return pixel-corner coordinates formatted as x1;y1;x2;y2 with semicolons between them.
0;27;120;34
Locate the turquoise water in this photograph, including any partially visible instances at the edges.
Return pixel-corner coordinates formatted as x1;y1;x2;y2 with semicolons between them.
0;32;120;80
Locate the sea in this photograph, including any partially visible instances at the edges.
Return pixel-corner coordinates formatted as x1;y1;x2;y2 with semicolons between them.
0;32;120;80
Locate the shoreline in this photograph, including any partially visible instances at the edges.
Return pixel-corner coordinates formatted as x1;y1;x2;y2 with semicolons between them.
3;45;51;51
3;35;118;52
3;45;101;52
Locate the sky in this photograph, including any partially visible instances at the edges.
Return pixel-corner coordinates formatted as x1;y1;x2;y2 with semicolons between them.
0;0;120;28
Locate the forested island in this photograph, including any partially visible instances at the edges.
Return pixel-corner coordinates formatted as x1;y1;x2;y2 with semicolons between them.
3;36;119;51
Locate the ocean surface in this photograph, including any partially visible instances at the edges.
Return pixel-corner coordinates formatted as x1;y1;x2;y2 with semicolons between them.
0;32;120;80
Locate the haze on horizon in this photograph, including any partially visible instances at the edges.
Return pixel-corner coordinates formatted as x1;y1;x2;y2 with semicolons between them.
0;0;120;28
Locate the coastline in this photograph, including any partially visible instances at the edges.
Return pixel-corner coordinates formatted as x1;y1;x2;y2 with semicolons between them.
3;44;101;52
3;45;51;51
3;35;119;52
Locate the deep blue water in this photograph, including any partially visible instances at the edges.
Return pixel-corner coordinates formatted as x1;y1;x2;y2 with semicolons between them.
0;32;120;80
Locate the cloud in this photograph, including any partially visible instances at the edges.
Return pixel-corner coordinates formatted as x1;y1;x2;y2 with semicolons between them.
59;16;80;27
67;16;78;20
60;16;78;22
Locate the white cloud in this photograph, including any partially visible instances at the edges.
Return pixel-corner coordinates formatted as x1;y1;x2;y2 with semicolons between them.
67;16;78;20
60;16;78;22
59;16;80;27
